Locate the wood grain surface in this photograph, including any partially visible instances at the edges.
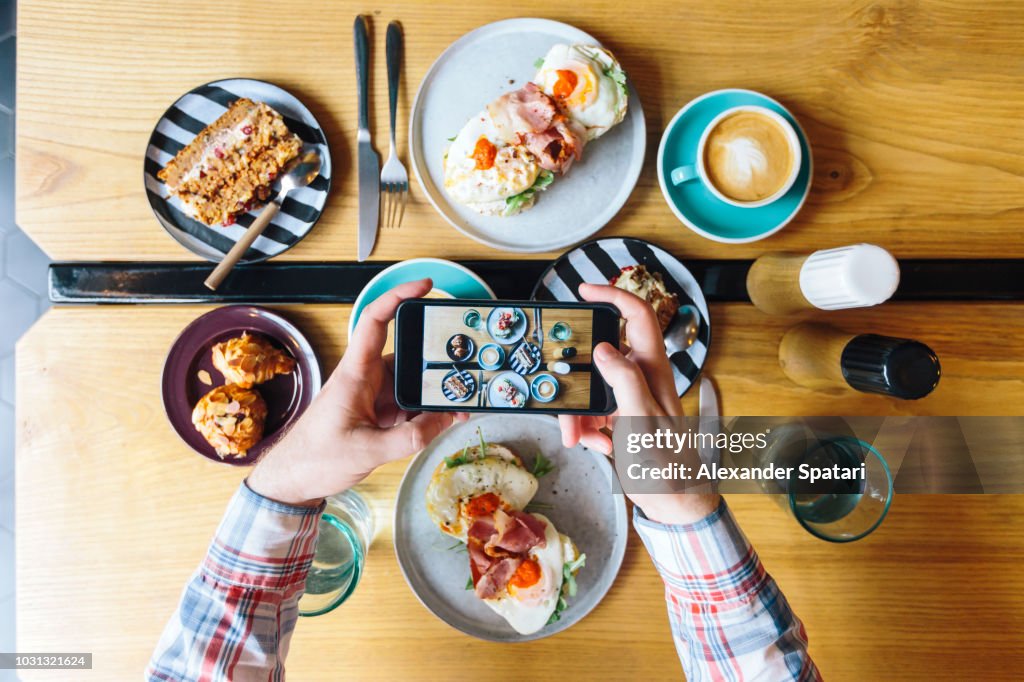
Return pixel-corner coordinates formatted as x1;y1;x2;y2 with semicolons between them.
16;304;1024;680
14;0;1024;261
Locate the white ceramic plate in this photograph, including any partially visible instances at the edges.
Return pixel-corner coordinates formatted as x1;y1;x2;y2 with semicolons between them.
393;414;628;641
410;18;646;253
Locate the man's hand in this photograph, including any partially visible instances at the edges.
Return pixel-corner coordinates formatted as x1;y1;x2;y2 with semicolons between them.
559;283;719;525
247;279;456;506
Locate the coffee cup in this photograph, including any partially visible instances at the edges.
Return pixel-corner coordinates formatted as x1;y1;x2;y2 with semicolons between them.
670;105;801;208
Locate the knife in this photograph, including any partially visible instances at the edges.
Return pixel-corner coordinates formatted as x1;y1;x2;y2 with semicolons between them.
698;376;721;467
533;307;543;349
354;16;380;262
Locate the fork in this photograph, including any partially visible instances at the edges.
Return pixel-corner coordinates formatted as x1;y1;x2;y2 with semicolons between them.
380;21;409;228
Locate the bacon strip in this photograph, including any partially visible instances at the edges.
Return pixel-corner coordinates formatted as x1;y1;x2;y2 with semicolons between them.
466;511;548;599
486;83;587;174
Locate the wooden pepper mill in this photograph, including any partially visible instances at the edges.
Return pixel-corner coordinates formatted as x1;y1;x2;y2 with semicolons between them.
779;323;941;399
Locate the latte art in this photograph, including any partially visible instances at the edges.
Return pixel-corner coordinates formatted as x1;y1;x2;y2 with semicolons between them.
704;111;794;203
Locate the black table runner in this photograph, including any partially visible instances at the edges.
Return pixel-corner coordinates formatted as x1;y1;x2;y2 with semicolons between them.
49;259;1024;304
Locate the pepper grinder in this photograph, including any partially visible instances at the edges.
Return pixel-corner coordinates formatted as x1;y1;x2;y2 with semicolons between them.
779;323;941;399
747;244;900;315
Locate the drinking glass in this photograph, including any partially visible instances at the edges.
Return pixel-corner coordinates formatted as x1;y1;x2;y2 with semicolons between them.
549;321;572;341
298;489;375;616
463;309;482;330
755;424;893;542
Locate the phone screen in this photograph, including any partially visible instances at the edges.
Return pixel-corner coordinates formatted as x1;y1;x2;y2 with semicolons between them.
395;300;618;414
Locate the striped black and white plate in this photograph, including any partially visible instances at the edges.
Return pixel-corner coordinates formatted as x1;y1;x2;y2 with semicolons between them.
531;238;711;396
144;79;332;263
442;369;477;403
509;342;542;375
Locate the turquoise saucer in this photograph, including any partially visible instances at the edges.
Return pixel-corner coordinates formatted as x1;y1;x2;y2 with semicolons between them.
657;89;812;243
348;258;495;339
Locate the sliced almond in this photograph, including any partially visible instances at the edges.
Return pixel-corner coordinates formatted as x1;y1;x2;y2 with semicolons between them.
197;369;213;386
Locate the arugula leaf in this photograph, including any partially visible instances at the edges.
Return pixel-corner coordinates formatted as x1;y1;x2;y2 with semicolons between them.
443;451;474;468
530;451;556;478
465;576;474;590
563;553;586;598
547;553;586;624
504;170;555;215
603;64;628;98
534;57;545;69
547;595;568;624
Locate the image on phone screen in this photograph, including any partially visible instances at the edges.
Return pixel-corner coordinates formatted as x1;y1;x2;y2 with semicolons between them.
395;300;618;414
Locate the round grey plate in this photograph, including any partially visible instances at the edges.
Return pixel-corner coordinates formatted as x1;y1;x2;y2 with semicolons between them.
409;18;646;253
393;414;628;642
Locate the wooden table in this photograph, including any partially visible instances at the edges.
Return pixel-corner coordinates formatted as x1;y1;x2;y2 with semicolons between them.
13;1;1024;680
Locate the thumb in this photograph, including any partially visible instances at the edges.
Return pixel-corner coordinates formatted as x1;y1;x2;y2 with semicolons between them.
375;410;456;462
593;342;661;416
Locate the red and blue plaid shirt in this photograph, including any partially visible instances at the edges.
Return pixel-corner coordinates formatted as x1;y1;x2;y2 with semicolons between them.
148;484;818;681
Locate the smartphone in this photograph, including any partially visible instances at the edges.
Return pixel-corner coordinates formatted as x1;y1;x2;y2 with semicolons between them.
394;299;620;415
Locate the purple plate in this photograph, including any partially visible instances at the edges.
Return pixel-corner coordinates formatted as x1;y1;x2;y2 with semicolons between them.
161;305;322;466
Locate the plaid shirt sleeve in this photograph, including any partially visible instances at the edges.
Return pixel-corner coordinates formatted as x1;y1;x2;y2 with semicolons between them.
146;481;324;682
634;499;821;682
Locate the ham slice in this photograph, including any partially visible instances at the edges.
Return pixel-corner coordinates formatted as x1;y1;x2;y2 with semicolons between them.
487;83;557;144
522;118;587;174
486;509;547;555
474;557;522;600
466;511;548;599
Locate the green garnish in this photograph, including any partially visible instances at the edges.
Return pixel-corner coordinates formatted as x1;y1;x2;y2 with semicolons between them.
446;540;468;553
530;451;556;478
547;595;568;624
504;170;554;215
525;501;555;512
534;57;545;69
447;135;457;142
465;576;474;590
547;554;586;624
444;427;488;468
603;64;628;98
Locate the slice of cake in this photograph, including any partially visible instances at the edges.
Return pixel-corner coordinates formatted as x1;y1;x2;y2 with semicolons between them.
158;98;302;226
610;264;680;333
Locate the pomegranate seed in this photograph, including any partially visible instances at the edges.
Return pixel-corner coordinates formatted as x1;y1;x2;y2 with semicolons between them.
199;170;206;179
214;148;224;159
242;125;253;135
223;214;236;226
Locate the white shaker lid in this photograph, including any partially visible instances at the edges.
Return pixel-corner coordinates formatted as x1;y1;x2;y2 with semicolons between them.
798;244;900;310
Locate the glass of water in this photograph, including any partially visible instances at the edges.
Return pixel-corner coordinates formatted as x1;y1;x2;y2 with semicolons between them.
549;321;572;341
754;424;893;543
298;488;374;617
463;309;482;330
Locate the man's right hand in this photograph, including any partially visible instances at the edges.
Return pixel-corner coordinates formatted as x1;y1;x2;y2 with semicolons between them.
558;283;720;525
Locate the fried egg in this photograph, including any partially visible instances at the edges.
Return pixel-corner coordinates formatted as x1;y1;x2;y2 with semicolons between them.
533;44;628;140
483;514;579;635
443;110;540;213
425;444;539;542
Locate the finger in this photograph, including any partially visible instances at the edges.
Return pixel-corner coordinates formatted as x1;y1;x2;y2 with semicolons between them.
593;342;662;416
558;415;582;448
578;428;613;454
344;279;433;372
580;283;680;413
578;284;665;357
375;410;455;461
